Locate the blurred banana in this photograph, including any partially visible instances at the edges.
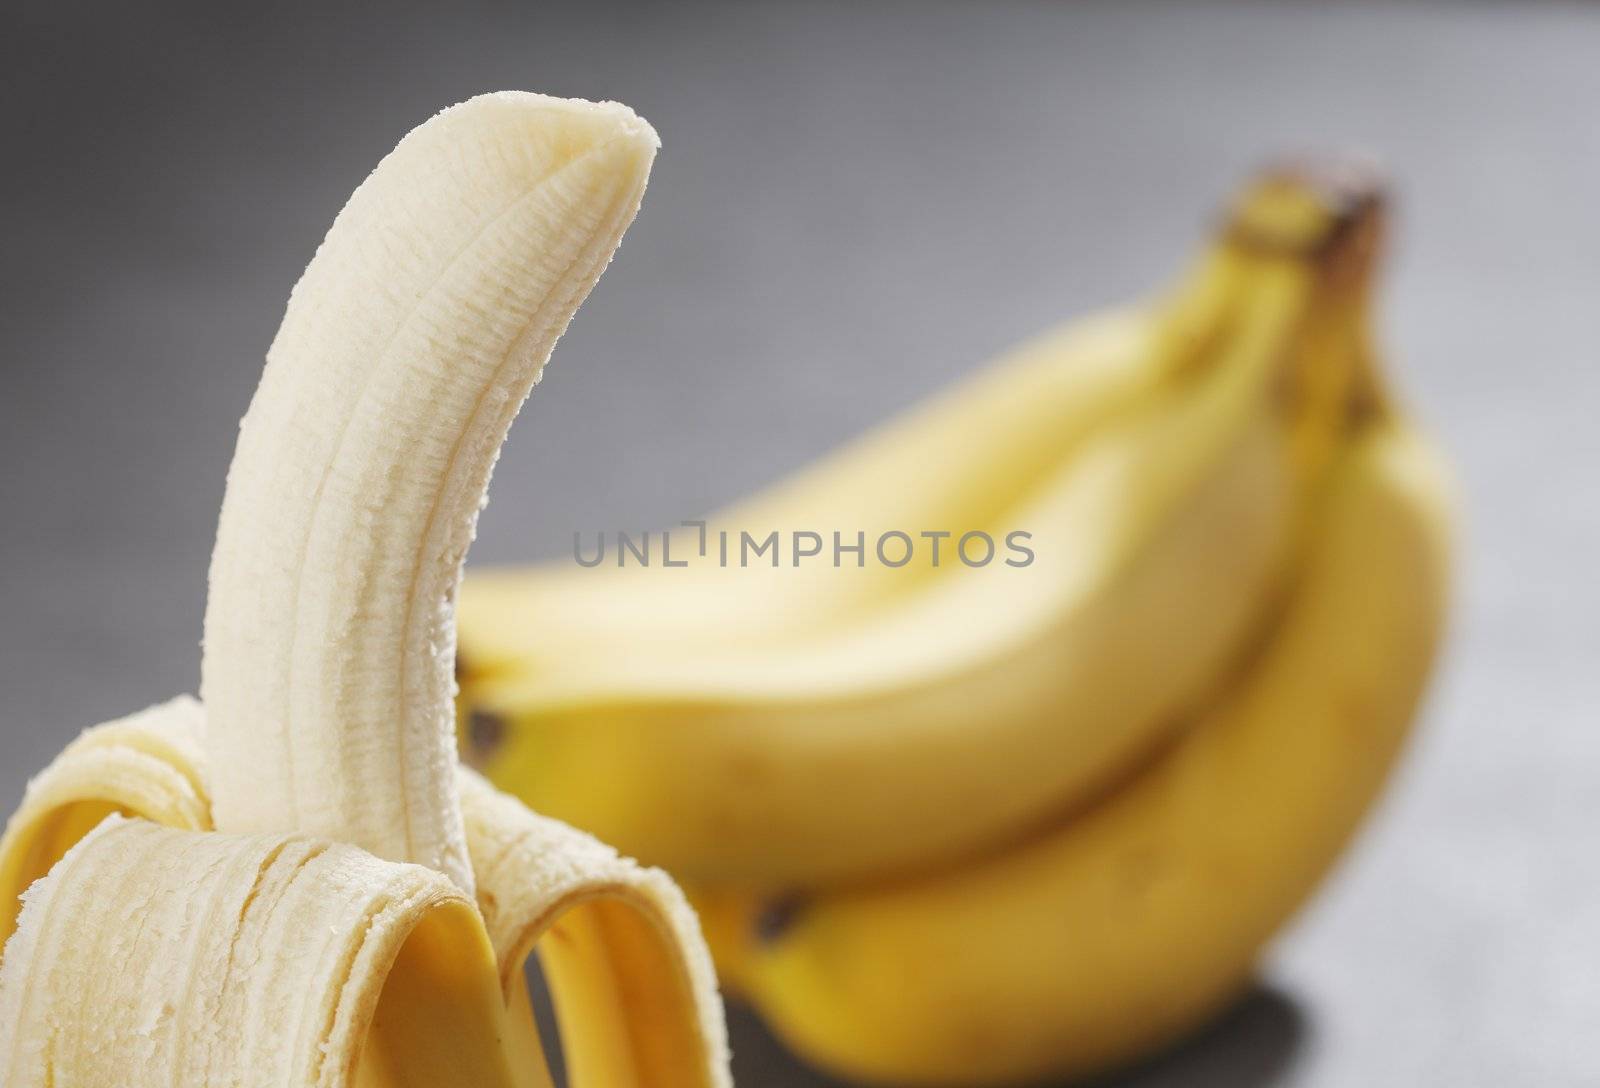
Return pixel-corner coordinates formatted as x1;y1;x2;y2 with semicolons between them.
458;164;1382;886
695;416;1453;1086
456;158;1453;1086
0;92;729;1087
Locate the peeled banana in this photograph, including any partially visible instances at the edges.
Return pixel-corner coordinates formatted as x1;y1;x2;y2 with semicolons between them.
0;92;729;1087
457;163;1382;886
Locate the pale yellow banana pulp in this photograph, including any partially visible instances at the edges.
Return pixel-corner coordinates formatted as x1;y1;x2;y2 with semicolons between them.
0;91;730;1088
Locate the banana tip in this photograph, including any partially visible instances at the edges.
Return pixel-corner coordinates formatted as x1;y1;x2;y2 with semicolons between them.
1227;152;1388;260
478;89;659;150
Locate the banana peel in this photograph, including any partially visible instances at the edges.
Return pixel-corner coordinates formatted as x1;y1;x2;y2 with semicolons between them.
0;703;728;1086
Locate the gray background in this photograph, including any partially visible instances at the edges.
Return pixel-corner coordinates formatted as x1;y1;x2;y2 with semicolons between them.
2;1;1597;1085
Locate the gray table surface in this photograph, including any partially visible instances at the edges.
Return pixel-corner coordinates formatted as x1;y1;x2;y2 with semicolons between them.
3;2;1597;1084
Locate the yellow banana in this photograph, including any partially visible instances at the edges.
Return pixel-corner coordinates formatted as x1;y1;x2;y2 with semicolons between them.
458;164;1380;886
459;307;1158;662
695;417;1453;1087
0;92;729;1087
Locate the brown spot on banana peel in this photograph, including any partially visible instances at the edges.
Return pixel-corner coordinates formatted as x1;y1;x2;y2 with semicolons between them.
754;891;811;947
466;709;507;768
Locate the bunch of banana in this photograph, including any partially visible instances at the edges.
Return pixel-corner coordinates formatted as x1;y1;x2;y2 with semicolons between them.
0;93;730;1087
457;165;1384;887
457;164;1455;1083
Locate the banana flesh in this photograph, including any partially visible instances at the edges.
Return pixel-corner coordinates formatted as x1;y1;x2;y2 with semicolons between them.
204;91;659;894
0;91;730;1088
697;418;1453;1086
458;166;1378;885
